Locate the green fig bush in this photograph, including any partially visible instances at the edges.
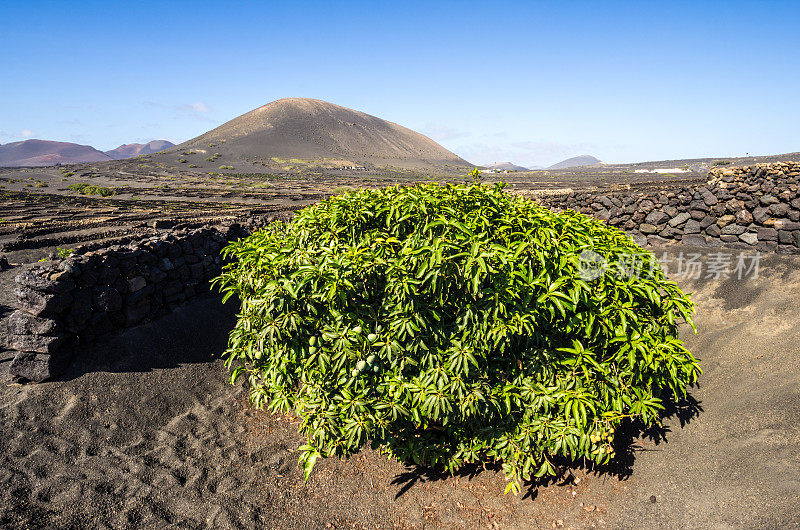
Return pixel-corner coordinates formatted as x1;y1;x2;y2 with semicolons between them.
215;182;700;493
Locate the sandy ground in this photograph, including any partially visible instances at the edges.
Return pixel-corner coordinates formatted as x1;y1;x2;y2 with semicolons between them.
1;247;799;529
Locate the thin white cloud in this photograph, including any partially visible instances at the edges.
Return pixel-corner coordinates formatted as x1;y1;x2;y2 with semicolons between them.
0;129;37;141
421;124;471;142
182;102;210;113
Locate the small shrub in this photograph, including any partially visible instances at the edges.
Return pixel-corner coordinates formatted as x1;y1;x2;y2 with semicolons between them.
68;183;115;197
215;183;699;493
57;247;74;259
713;160;732;166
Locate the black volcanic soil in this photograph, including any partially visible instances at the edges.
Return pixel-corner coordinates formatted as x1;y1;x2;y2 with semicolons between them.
0;248;799;528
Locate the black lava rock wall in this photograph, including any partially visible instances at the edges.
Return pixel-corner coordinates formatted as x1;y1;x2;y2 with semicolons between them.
539;162;800;253
4;223;249;381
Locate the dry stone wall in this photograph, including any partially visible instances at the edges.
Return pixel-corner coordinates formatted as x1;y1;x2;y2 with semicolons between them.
4;223;250;382
539;162;800;253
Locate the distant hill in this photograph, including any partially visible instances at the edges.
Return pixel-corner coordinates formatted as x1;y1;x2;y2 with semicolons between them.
162;98;472;170
0;139;111;167
105;140;175;160
548;155;602;170
485;162;528;171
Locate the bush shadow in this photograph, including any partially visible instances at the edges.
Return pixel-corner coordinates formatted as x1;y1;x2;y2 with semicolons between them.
53;292;238;382
390;391;703;501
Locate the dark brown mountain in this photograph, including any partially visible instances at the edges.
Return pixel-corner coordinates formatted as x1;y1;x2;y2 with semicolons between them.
166;98;472;170
0;139;111;167
105;140;175;160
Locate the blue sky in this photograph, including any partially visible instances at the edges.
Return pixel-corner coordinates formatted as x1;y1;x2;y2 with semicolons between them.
1;0;798;166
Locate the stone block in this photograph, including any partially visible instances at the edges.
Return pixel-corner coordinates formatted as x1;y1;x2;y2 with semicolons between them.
6;333;64;354
684;220;702;234
700;215;716;229
721;224;746;236
15;286;73;316
705;224;721;238
124;299;151;327
669;212;691;227
716;214;735;227
645;210;669;225
93;286;123;312
778;230;794;244
682;234;707;246
739;232;758;245
4;311;59;335
127;276;147;293
753;206;771;224
769;203;790;217
757;227;778;241
15;270;75;294
9;351;71;382
735;210;754;225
